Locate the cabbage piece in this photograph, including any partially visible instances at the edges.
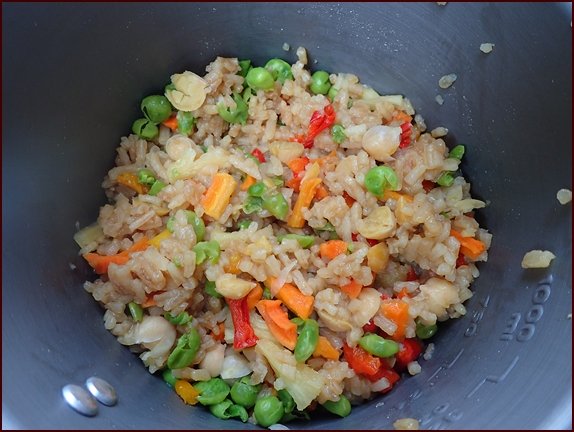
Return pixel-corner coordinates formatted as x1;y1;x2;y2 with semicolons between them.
73;222;104;249
255;339;324;410
168;147;230;182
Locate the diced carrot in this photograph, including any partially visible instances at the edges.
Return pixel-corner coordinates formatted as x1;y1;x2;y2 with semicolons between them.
340;279;363;299
275;282;314;319
202;172;238;219
392;111;413;124
162;115;178;132
255;300;297;350
211;322;226;342
287;177;322;228
450;229;486;260
319;240;348;260
382;190;414;203
116;172;149;195
83;238;150;274
396;287;411;299
246;284;263;310
240;175;257;191
287;157;310;174
312;336;340;360
380;299;410;341
315;184;329;200
343;192;356;207
142;294;157;308
285;174;302;192
83;253;130;275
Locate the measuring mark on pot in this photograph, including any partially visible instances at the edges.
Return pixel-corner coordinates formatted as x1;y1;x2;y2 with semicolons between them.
465;355;519;399
419;401;464;429
426;348;465;383
500;275;552;342
464;295;491;338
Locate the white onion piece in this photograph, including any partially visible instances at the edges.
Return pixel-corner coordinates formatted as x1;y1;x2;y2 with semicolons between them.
200;344;225;377
362;125;401;162
220;349;252;379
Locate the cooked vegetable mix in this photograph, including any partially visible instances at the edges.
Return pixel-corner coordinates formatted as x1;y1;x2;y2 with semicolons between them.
78;48;491;428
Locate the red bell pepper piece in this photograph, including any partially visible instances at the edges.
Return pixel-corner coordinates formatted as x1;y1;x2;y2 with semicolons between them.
226;297;258;350
251;148;266;163
456;252;467;268
343;343;381;377
406;266;418;282
394;338;423;371
366;366;401;393
362;319;377;333
399;122;412;148
303;104;336;148
422;179;436;193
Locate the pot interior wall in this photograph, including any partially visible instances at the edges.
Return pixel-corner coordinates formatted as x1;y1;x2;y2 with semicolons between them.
2;2;572;429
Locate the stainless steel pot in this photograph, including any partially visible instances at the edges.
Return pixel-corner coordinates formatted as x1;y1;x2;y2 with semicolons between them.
2;2;571;429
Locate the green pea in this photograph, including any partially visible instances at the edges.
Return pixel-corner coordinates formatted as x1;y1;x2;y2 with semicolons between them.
315;221;336;232
209;399;248;422
245;67;275;91
127;302;143;322
195;378;231;406
254;396;284;427
278;234;315;248
449;144;465;160
271;177;284;187
262;287;273;300
277;389;295;414
364;165;399;196
262;191;289;220
322;395;351;417
281;409;310;422
167;327;201;369
358;333;399;358
331;124;346;144
328;86;339;102
291;317;305;327
247;182;267;198
162;369;177;387
264;58;294;84
185;211;205;242
294;319;320;363
238;59;252;78
148;180;166;196
176;111;196;135
141;95;173;123
132;118;159;140
137;169;156;186
204;280;221;298
164;311;192;326
237;220;253;230
436;171;455;187
243;196;263;214
416;322;438;339
217;93;248;124
230;376;261;409
310;70;332;95
193;241;221;265
166;216;176;233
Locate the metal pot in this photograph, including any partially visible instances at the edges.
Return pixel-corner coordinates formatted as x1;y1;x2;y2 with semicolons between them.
2;2;571;429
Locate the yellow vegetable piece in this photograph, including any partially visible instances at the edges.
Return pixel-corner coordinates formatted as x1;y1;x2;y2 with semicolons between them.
149;229;171;248
175;380;199;405
382;190;414;203
367;242;390;273
116;172;149;195
165;71;207;112
202;172;238;220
